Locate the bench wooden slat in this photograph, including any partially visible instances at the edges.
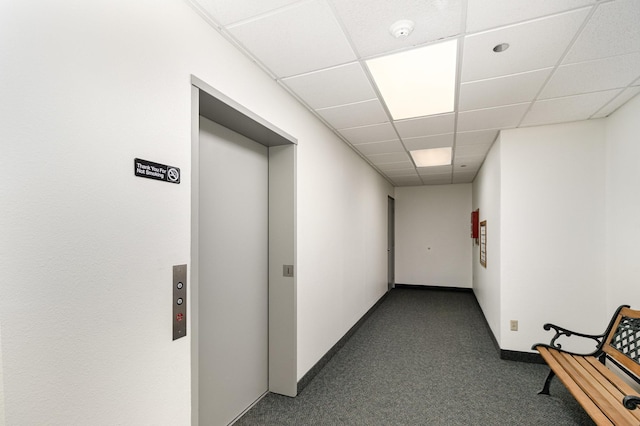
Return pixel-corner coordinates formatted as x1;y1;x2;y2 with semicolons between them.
538;347;614;426
575;357;633;411
559;352;640;425
550;350;635;426
581;357;640;423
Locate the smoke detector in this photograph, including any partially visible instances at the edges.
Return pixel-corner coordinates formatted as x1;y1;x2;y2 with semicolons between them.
389;20;415;38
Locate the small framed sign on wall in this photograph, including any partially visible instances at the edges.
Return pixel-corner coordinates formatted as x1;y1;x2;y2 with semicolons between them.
480;220;487;268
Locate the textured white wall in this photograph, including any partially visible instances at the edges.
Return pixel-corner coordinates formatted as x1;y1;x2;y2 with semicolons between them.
472;138;502;341
472;121;608;353
296;125;393;379
500;121;608;352
395;184;472;288
0;2;200;423
0;0;393;423
605;94;640;312
474;104;640;353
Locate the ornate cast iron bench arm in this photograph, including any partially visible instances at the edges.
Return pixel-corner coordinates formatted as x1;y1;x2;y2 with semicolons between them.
531;305;630;358
537;322;606;353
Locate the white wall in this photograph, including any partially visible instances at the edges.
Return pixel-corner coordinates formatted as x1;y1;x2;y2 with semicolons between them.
472;138;502;340
473;121;609;353
500;121;607;352
0;1;392;424
296;127;393;379
473;95;640;354
395;184;472;288
605;94;640;312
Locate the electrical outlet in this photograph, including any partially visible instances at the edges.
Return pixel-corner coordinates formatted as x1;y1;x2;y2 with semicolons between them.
510;320;518;331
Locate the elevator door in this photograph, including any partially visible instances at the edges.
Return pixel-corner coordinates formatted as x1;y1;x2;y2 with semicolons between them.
198;116;269;425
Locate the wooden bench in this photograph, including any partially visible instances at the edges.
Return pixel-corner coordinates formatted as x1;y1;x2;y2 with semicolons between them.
532;305;640;426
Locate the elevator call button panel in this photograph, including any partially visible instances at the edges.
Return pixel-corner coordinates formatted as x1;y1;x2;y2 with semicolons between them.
173;264;187;341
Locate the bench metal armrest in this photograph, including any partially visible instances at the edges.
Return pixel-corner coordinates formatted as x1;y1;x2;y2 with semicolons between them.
532;305;631;356
623;395;640;410
542;322;606;352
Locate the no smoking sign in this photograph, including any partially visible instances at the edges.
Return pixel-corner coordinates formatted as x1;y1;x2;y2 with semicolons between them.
134;158;180;184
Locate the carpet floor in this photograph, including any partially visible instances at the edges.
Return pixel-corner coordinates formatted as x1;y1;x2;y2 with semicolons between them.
235;287;594;425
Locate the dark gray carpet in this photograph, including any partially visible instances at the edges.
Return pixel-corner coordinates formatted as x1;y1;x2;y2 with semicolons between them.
235;288;594;425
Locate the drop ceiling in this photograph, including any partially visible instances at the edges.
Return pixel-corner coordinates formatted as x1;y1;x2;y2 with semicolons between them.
188;0;640;186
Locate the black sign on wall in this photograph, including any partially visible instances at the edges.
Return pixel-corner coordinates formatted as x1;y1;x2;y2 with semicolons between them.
134;158;180;184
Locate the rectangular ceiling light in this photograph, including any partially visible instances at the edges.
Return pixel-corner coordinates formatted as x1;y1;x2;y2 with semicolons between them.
366;39;458;120
410;147;452;167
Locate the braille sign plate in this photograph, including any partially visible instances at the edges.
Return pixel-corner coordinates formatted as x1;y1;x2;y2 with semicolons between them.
134;158;180;184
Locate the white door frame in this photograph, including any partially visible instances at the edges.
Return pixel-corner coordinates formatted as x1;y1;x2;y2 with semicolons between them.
190;76;297;425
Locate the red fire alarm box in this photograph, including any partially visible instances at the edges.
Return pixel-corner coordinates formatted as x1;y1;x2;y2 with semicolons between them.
471;209;479;239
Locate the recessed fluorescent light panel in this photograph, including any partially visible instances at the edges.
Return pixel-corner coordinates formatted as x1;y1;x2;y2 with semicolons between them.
366;39;458;120
410;147;452;167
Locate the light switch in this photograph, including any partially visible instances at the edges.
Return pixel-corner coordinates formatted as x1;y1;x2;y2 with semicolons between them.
173;264;187;341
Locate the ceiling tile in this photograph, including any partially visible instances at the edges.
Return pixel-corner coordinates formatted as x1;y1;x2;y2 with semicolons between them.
457;103;530;132
417;165;452;176
281;62;376;109
459;68;552;111
421;175;453;185
563;0;640;64
521;89;621;126
390;175;423;186
328;0;463;58
454;164;479;174
454;168;479;176
461;9;589;82
455;143;493;158
404;134;454;151
197;0;300;25
459;159;481;170
540;52;640;99
376;161;415;171
466;0;595;33
367;151;412;165
339;122;398;144
456;129;499;146
592;87;640;118
395;113;455;138
353;140;405;156
317;99;387;129
452;171;478;183
453;153;486;166
384;168;419;177
227;0;356;77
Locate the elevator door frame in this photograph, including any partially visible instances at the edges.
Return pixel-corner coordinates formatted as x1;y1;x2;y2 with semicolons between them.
190;75;297;425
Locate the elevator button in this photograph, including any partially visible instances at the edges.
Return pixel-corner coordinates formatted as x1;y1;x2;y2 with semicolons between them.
177;298;183;305
177;282;184;290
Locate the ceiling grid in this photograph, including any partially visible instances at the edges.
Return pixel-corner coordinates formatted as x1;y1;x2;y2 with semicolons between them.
188;0;640;186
